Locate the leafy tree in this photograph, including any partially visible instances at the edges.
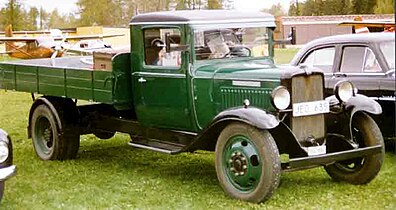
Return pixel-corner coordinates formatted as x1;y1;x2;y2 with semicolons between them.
207;0;222;9
351;0;377;14
262;3;286;16
25;7;39;30
374;0;394;14
1;0;24;30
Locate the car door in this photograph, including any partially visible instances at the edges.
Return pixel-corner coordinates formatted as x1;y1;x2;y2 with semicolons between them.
329;45;383;97
132;26;192;130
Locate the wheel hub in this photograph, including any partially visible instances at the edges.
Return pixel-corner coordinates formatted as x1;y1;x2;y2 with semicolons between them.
229;152;247;176
43;128;53;148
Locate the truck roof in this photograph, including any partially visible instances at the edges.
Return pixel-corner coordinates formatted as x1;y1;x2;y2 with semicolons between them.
130;10;275;26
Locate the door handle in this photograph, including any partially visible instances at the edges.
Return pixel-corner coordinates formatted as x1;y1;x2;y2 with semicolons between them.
334;73;347;77
138;77;146;83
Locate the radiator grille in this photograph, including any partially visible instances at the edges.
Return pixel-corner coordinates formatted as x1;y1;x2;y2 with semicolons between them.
220;87;272;110
290;74;325;142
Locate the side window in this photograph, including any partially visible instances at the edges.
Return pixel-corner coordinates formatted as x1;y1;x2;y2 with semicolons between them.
340;46;366;73
363;48;381;72
143;28;182;67
301;47;335;73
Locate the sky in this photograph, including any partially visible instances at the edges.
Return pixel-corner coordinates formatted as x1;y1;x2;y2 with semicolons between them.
0;0;293;14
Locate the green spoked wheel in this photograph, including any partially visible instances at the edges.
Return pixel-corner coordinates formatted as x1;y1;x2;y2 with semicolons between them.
215;123;281;203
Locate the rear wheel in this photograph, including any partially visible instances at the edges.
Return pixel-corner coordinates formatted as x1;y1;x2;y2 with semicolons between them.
31;101;80;160
215;122;281;203
324;113;384;184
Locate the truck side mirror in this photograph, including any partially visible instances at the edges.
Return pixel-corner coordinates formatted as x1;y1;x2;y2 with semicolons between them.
165;32;190;53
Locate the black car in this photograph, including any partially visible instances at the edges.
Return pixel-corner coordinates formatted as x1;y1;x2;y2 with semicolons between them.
290;33;395;138
0;129;16;202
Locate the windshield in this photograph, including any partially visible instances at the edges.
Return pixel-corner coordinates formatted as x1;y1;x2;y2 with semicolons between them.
380;41;395;70
194;27;270;60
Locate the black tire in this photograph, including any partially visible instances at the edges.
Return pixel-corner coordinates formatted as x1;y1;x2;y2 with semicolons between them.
93;130;116;140
324;113;385;184
31;103;80;160
215;122;281;203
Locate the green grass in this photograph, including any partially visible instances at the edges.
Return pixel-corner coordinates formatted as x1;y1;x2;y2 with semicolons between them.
0;49;395;209
274;48;300;64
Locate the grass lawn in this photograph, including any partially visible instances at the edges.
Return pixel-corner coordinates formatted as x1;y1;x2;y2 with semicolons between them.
0;50;395;209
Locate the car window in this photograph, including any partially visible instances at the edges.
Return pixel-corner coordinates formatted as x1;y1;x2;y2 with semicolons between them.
340;46;366;73
301;47;335;73
143;28;182;68
363;48;381;72
380;41;395;70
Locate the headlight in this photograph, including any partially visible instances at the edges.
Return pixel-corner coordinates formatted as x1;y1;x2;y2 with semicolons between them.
0;141;9;163
334;81;356;102
271;86;291;110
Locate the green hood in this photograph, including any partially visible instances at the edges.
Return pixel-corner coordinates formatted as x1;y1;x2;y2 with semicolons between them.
194;58;283;81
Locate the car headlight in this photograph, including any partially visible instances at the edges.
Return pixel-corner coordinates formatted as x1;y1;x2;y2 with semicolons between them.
271;86;291;110
334;81;356;102
0;141;9;163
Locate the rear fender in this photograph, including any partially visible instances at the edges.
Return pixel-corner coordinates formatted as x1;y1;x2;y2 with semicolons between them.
27;96;77;138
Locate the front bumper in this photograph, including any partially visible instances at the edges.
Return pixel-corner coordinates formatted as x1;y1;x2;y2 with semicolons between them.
282;145;382;171
0;165;16;181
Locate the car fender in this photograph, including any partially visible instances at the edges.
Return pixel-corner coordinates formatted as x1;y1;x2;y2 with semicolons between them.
213;106;279;130
326;94;382;141
187;107;279;152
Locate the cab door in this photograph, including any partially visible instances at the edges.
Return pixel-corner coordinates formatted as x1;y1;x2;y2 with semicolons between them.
132;26;192;130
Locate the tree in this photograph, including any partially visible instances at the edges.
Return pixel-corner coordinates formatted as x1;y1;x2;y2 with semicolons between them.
207;0;222;9
374;0;394;14
25;7;39;30
1;0;24;30
351;0;377;14
262;3;286;16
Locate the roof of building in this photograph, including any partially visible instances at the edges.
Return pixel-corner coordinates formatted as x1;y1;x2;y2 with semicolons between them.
130;10;275;25
281;14;394;25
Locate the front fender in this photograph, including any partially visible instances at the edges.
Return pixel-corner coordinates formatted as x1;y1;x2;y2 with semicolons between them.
213;106;279;129
326;94;382;116
187;107;279;152
326;94;382;143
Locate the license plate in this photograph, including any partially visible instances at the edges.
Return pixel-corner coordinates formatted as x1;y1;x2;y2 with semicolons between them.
292;100;329;117
307;145;326;156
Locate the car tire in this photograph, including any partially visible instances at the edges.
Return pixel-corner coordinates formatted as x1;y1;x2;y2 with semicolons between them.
31;103;80;160
324;113;384;184
215;122;281;203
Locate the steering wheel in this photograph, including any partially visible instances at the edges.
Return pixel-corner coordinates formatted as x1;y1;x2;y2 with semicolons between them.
151;38;164;48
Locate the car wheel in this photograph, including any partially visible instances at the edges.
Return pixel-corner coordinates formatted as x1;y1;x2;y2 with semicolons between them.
215;122;281;203
324;113;384;184
31;104;80;160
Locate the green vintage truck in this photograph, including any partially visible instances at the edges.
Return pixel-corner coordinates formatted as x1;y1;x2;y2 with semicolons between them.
0;10;385;203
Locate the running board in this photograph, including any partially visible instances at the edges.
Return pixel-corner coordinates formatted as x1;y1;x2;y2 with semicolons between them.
128;138;186;154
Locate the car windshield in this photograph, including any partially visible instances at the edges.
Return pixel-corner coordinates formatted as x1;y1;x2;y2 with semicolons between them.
194;27;269;60
380;41;395;70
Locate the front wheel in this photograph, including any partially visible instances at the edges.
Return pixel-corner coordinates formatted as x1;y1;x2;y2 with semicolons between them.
215;123;281;203
324;113;384;184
